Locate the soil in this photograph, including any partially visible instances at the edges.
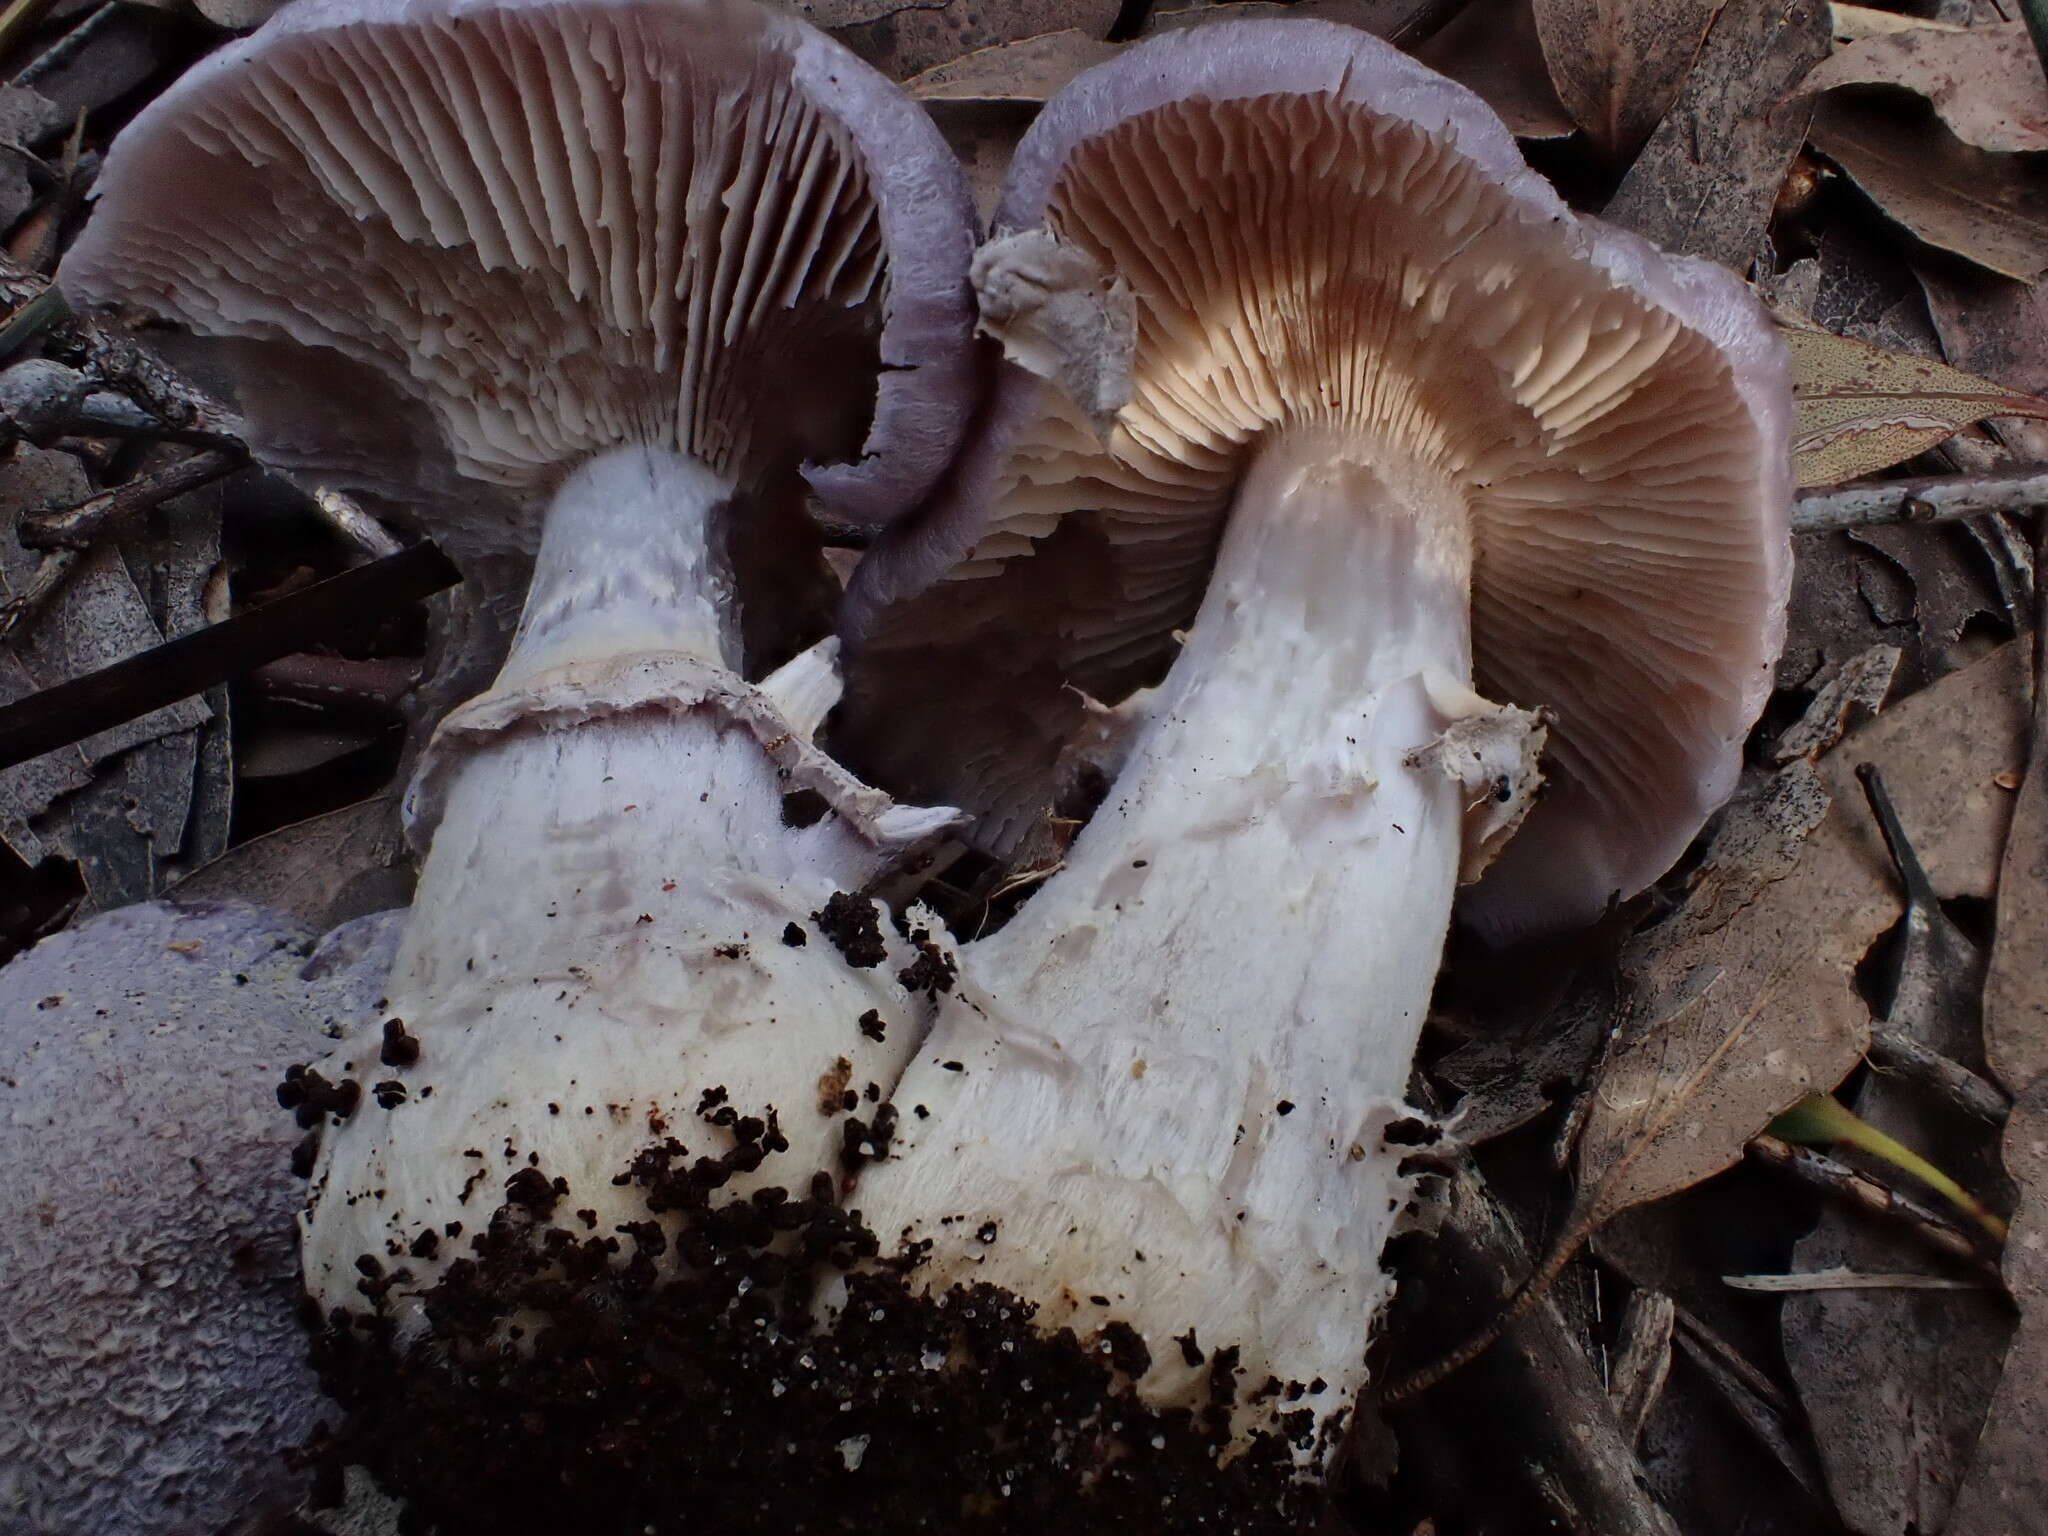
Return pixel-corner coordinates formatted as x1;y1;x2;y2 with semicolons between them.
301;1097;1325;1536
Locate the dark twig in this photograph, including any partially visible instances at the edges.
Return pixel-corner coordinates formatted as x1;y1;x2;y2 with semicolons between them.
0;546;74;639
0;542;459;771
18;447;241;550
1867;1027;2013;1126
1745;1134;2000;1273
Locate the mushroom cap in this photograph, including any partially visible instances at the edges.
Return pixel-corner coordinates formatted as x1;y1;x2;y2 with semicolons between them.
0;901;399;1535
839;19;1792;937
57;0;980;570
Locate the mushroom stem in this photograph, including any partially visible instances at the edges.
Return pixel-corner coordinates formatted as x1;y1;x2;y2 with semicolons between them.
852;432;1500;1451
495;445;738;690
299;444;959;1322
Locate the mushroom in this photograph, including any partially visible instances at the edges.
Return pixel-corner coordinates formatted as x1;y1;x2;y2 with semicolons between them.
0;902;400;1535
56;0;979;1387
834;16;1792;1485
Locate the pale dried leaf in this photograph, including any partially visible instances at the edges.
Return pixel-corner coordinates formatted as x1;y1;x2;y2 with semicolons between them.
1800;21;2048;153
1600;0;1829;271
1829;1;1966;41
1785;325;2048;487
1530;0;1723;161
1811;95;2048;281
1415;0;1576;140
906;30;1120;102
1943;1079;2048;1536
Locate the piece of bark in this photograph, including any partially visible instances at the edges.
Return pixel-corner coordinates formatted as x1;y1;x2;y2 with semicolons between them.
1943;1079;2048;1536
1602;0;1830;272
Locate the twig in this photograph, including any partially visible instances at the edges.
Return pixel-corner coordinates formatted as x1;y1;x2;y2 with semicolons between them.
0;545;74;640
0;542;458;771
1866;1027;2013;1126
1668;1330;1830;1503
17;448;241;550
246;654;419;725
11;0;113;86
1724;1267;1989;1293
1744;1133;1999;1273
1606;1289;1674;1441
0;0;56;70
311;487;405;561
1793;467;2048;534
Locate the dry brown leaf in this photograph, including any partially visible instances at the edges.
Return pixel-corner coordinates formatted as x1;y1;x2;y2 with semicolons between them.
1574;642;2030;1227
905;28;1118;101
1785;324;2048;487
1600;0;1829;271
1530;0;1724;162
1943;1079;2048;1536
904;2;1416;105
1573;762;1871;1226
1799;21;2048;153
821;0;1122;79
1782;759;2008;1536
1985;603;2047;1099
1918;264;2048;462
1415;0;1576;140
1811;95;2048;282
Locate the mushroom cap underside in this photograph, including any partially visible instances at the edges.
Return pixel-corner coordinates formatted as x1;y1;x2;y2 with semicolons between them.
57;0;980;569
839;19;1793;937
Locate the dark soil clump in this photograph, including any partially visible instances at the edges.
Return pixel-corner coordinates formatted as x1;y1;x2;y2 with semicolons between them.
811;891;888;968
304;1119;1325;1535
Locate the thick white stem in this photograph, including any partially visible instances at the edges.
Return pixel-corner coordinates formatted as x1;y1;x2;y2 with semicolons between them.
850;435;1479;1445
302;447;949;1322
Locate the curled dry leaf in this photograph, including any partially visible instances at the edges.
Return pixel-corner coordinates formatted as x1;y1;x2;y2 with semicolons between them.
1530;0;1722;161
1942;1078;2048;1536
1784;324;2048;487
1798;21;2048;153
1414;0;1575;141
1811;95;2048;282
